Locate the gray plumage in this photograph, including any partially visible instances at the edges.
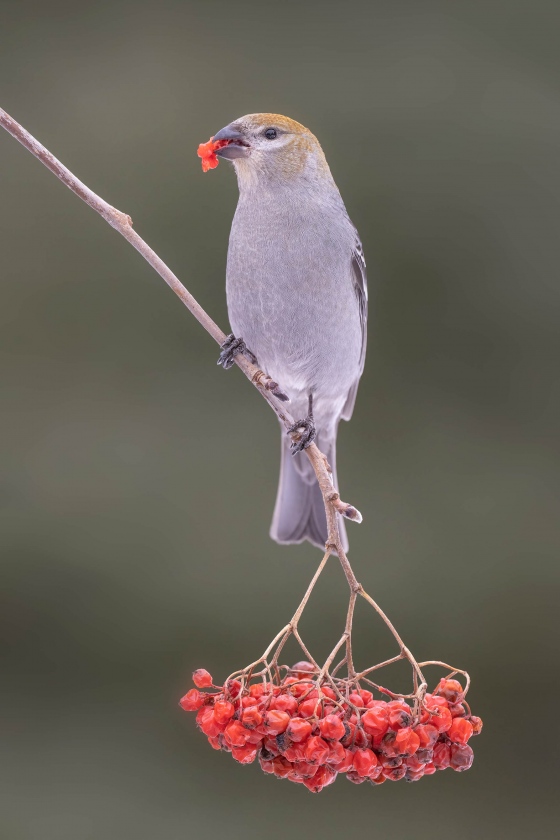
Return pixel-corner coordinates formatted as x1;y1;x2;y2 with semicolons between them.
213;114;367;552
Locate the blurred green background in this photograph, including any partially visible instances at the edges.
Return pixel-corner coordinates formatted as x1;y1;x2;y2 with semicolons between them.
1;0;558;837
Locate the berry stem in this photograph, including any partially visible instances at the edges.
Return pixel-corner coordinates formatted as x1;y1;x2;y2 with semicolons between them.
355;653;407;681
417;661;471;696
316;454;430;710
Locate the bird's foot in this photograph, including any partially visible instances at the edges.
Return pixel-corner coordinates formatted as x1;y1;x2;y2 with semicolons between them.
288;415;316;454
217;334;257;370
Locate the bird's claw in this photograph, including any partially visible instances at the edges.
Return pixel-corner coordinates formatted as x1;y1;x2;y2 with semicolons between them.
287;416;316;454
217;334;257;369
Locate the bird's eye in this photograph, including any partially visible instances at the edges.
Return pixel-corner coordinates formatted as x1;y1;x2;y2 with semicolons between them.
264;128;277;140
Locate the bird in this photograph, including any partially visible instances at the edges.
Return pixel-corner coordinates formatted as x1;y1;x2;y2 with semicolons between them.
212;114;367;552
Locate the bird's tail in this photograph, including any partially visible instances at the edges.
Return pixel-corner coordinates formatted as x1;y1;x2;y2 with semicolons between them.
270;432;348;553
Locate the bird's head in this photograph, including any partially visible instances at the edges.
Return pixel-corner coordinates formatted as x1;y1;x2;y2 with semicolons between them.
212;113;333;191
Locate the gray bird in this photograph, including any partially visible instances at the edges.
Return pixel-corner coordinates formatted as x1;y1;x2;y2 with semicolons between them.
212;113;367;552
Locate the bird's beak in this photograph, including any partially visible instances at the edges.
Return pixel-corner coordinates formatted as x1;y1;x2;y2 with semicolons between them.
213;124;250;160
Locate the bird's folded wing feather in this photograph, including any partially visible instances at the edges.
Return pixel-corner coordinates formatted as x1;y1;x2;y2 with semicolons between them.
341;235;368;421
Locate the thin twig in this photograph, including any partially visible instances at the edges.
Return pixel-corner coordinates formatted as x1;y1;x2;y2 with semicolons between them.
355;653;405;681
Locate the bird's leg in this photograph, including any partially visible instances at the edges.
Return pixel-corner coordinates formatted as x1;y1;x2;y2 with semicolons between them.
217;333;258;370
288;393;317;454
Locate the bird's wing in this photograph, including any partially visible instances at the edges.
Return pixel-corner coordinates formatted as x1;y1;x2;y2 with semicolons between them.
341;235;368;421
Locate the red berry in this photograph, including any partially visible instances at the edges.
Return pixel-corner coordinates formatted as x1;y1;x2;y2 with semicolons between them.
435;678;464;704
326;741;346;766
241;706;263;729
304;736;330;765
271;756;293;778
262;736;280;757
423;762;436;775
224;719;248;748
354;727;371;749
213;699;235;725
369;763;384;781
470;715;483;735
207;734;222;750
231;744;258;764
415;723;439;748
179;689;206;711
246;728;266;746
405;753;424;772
383;764;407;781
334;748;355;773
394;727;420;756
259;755;275;774
427;705;453;732
264;710;291;736
287;717;313;742
387;701;413;730
197;137;228;172
448;717;474;745
289;761;316;780
353;748;378;777
380;753;403;769
421;694;449;724
297;699;318;719
196;706;221;738
346;770;367;784
362;705;389;737
303;765;337;793
380;731;400;757
320;686;337;701
292;682;316;699
192;669;213;688
248;683;266;699
449;743;474;772
432;741;451;769
318;714;346;741
283;742;307;762
422;693;448;711
226;679;241;698
348;691;366;707
270;694;298;715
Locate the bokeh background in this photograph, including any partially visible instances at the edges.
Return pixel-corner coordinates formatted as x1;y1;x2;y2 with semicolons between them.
1;0;559;837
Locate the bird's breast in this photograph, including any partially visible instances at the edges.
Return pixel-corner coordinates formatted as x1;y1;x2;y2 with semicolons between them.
225;199;362;407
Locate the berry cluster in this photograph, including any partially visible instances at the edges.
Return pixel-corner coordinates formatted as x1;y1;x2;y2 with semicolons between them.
179;663;482;792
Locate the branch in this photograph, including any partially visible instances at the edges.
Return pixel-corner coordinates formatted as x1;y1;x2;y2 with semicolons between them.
0;106;361;527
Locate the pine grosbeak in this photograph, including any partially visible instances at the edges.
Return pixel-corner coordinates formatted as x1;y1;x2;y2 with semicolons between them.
212;114;367;551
